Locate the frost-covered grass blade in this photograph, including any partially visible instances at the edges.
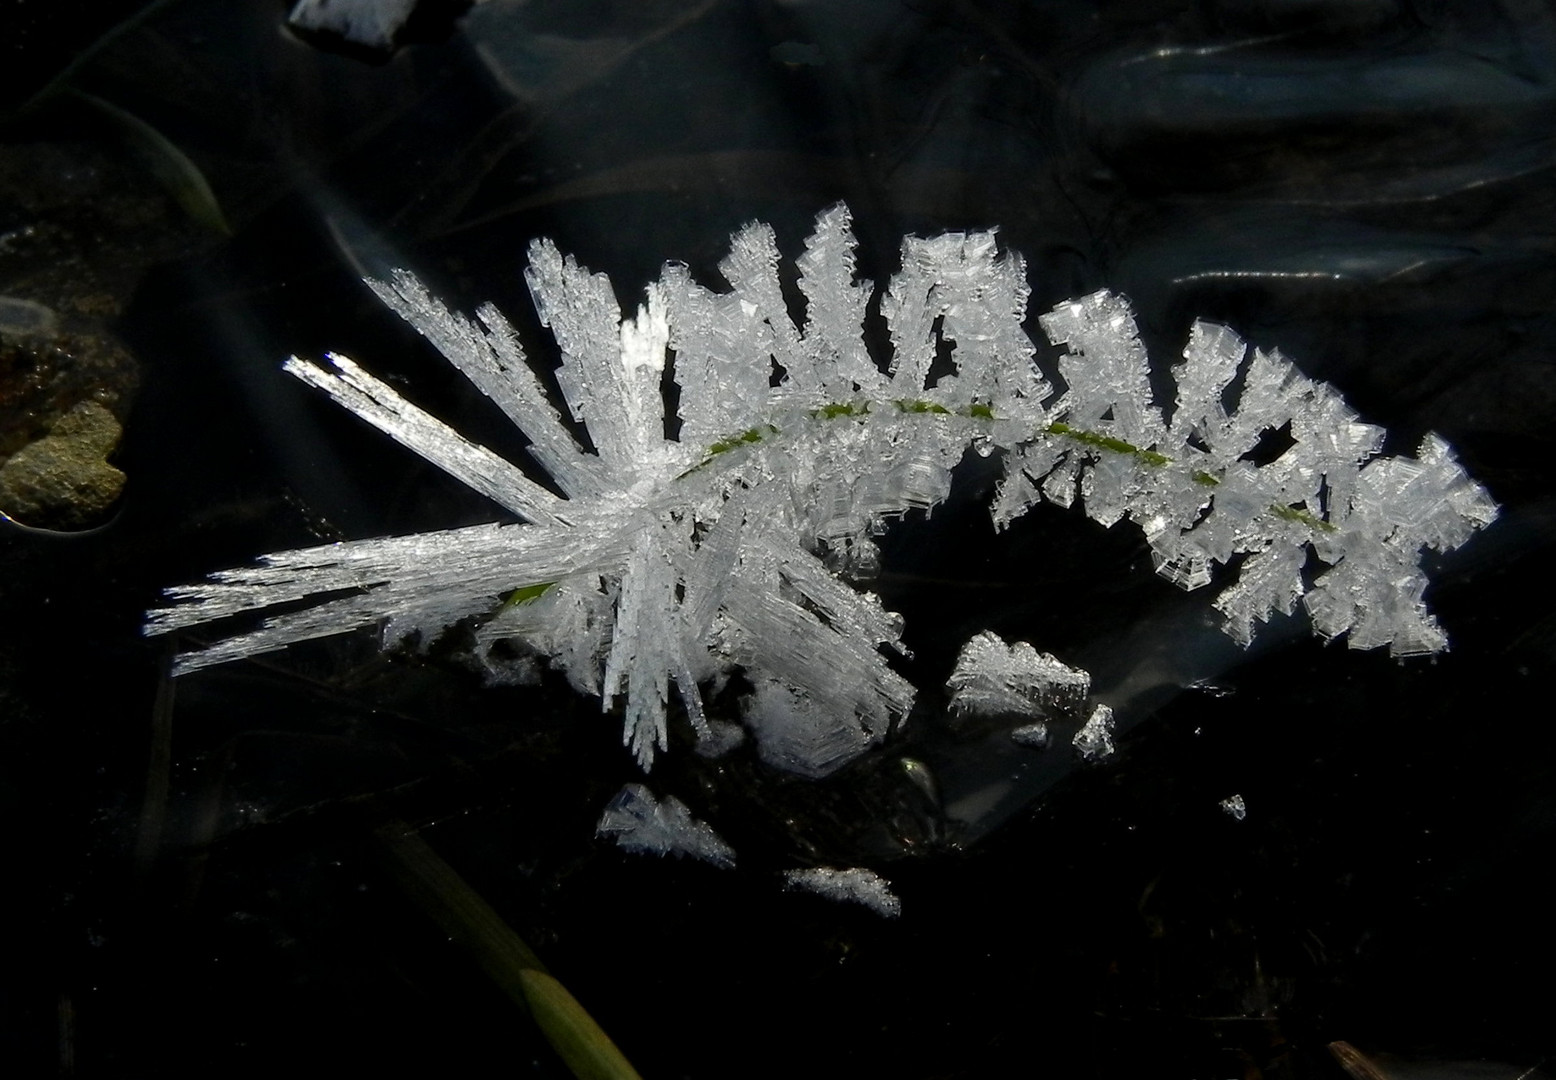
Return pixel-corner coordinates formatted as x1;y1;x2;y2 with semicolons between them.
148;203;1499;779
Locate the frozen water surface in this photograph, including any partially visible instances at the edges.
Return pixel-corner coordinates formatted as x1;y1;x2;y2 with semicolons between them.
11;1;1550;1074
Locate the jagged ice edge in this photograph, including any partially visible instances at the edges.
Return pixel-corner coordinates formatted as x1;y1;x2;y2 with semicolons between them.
145;203;1499;776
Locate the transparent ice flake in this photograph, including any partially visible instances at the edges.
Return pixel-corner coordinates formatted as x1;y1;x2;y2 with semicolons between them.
596;784;735;869
1011;722;1050;749
946;631;1090;719
782;867;901;918
287;0;417;48
1074;704;1117;762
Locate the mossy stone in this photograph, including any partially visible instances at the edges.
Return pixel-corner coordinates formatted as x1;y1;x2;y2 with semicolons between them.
0;400;125;529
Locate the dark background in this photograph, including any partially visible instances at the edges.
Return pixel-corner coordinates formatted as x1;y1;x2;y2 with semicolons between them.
3;1;1554;1076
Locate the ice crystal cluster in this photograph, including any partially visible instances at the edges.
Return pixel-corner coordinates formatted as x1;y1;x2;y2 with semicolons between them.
944;630;1120;759
146;204;1498;791
783;867;903;918
287;0;417;49
596;785;735;869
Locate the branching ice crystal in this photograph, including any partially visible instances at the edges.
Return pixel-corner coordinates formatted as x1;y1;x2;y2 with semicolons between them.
597;784;735;869
782;867;903;918
146;204;1498;781
947;631;1090;720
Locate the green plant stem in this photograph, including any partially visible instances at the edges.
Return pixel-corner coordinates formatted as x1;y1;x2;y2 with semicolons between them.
673;406;1337;542
371;818;644;1080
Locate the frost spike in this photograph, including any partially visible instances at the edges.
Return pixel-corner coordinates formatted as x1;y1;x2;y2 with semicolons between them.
283;354;572;528
367;270;607;499
794;203;884;398
524;238;647;479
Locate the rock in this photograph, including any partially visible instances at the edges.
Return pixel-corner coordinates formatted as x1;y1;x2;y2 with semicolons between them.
0;400;125;529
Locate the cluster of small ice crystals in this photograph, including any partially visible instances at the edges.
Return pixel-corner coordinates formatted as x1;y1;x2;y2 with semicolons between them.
147;204;1496;904
594;784;899;916
782;867;903;919
1220;794;1249;822
945;631;1114;759
595;785;735;870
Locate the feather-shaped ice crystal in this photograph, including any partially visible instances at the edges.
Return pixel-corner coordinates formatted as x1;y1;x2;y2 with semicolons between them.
946;631;1090;719
147;204;1498;779
782;866;902;918
596;785;735;869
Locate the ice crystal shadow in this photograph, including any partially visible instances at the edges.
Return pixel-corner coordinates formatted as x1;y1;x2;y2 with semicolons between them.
146;204;1498;780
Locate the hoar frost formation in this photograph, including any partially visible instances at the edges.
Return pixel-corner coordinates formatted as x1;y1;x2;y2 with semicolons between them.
147;204;1497;789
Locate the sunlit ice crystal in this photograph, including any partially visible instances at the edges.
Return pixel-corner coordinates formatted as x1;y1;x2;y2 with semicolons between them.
288;0;417;49
1010;722;1050;749
147;202;1499;787
946;631;1091;720
1073;704;1117;762
597;785;735;869
782;867;902;918
997;290;1497;657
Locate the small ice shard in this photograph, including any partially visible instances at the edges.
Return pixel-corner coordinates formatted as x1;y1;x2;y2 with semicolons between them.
1220;793;1248;821
899;757;940;804
694;718;746;759
740;676;881;779
946;631;1091;718
782;867;901;918
287;0;420;49
596;784;735;869
1074;703;1116;761
1010;721;1050;749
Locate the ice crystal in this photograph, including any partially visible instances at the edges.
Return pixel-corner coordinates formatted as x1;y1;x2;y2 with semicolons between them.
146;203;1498;784
596;784;735;869
1010;722;1051;750
947;631;1090;720
1220;794;1248;821
1073;704;1117;762
782;867;902;918
287;0;418;49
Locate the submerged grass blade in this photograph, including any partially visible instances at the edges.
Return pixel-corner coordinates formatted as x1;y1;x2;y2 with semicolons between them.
518;969;647;1080
72;89;231;235
371;818;643;1080
134;649;177;880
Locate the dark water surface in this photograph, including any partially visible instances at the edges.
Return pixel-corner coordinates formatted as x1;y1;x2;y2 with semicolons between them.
3;1;1555;1076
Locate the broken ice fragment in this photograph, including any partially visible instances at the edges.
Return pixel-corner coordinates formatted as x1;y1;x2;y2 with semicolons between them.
1073;704;1116;761
694;719;746;759
740;675;882;779
946;631;1090;719
596;785;734;869
899;757;941;805
288;0;418;49
782;867;902;918
1220;794;1247;821
1010;722;1050;749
